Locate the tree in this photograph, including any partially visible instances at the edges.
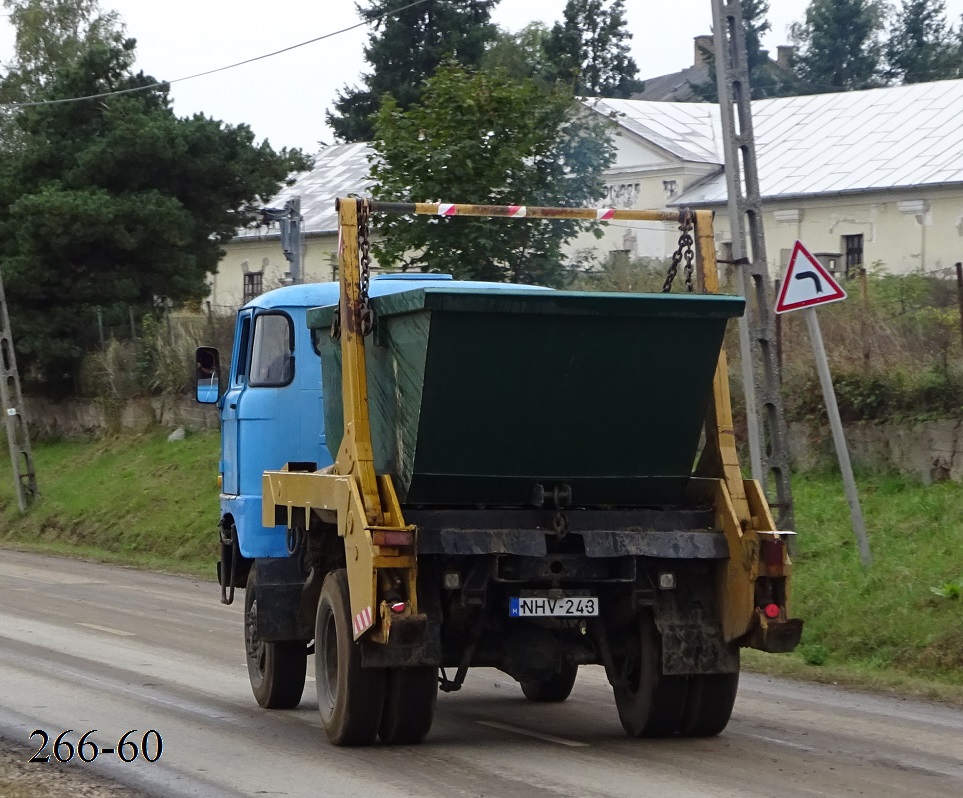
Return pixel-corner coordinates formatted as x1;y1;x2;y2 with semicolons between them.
886;0;960;83
327;0;499;143
370;63;615;286
481;22;555;85
789;0;887;92
0;36;310;394
543;0;642;97
1;0;121;98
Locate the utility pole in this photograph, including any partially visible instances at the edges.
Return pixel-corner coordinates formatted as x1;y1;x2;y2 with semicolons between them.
261;197;304;283
0;271;37;512
711;0;795;531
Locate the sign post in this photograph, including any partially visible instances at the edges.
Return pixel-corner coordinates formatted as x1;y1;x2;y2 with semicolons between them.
776;241;872;566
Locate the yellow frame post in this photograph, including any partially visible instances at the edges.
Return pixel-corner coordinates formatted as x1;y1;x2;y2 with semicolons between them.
334;198;383;524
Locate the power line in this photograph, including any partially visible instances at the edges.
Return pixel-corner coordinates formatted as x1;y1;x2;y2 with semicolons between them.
0;0;429;110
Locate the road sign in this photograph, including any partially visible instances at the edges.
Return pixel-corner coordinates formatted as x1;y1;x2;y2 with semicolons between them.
774;241;847;314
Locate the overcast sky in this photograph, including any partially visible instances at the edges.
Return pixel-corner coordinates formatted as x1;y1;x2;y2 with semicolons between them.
3;0;963;154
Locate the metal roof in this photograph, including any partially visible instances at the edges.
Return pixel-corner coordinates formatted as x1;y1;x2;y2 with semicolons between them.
238;79;963;238
588;97;723;164
674;78;963;205
235;142;375;241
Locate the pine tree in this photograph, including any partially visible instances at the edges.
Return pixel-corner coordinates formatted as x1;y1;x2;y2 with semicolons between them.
543;0;642;98
789;0;887;92
886;0;960;83
326;0;499;143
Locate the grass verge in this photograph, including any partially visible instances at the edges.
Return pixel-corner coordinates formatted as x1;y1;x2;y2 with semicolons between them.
0;430;219;578
1;433;961;703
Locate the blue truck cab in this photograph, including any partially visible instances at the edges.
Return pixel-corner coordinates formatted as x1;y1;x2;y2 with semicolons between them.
204;274;548;565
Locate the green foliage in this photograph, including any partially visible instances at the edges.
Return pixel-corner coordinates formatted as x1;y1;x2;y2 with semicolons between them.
789;0;888;91
0;431;221;575
799;643;830;666
0;25;309;396
543;0;642;97
789;471;963;683
327;0;499;143
370;63;615;286
886;0;961;83
930;579;963;599
777;272;963;423
481;22;555;85
0;0;121;98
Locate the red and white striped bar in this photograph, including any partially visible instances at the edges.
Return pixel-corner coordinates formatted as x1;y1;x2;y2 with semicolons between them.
366;200;687;223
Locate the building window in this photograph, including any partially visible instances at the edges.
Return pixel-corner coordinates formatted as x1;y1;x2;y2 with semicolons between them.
842;235;863;278
243;272;263;304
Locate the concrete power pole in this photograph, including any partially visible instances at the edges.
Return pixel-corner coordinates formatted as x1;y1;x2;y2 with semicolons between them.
712;0;795;531
0;271;37;512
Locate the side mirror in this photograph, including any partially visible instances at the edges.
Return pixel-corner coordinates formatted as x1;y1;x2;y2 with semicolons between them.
195;346;221;404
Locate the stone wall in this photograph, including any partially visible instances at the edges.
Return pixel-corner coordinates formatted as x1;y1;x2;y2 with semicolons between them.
789;419;963;484
23;396;219;439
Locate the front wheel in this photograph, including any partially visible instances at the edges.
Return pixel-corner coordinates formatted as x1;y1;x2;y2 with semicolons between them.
244;566;307;709
520;663;578;703
315;569;386;746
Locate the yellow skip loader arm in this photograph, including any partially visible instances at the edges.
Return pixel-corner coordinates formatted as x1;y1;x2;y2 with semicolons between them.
263;198;418;644
263;199;800;652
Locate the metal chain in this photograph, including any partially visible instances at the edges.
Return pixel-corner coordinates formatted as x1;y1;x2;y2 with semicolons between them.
662;207;695;294
358;200;374;336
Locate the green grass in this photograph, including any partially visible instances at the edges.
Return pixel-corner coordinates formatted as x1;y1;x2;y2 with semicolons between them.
1;434;962;702
0;430;220;577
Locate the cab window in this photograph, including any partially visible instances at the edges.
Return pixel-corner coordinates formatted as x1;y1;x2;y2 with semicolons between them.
249;313;294;387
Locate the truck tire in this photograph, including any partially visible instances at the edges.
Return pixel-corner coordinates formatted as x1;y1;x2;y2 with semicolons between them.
379;667;438;744
679;655;740;737
612;613;687;738
244;566;307;709
520;663;578;702
315;569;386;746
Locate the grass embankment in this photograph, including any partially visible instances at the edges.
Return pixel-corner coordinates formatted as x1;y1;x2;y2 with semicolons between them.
1;432;961;701
0;431;218;577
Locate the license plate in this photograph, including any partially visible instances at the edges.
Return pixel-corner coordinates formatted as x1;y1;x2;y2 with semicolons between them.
509;596;599;617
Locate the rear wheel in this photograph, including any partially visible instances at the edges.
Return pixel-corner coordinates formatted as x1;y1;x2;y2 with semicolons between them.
315;569;386;746
379;667;438;744
680;653;740;737
520;663;578;703
612;613;687;738
244;566;307;709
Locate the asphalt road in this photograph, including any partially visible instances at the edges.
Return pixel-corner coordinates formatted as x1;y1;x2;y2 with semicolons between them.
1;550;962;798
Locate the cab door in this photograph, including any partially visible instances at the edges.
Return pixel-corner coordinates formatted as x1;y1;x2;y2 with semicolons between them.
220;310;252;495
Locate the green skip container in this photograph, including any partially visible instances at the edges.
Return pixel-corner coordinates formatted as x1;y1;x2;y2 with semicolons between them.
309;287;744;508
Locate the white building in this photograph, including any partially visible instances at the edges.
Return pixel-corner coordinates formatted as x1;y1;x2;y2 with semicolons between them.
214;79;963;308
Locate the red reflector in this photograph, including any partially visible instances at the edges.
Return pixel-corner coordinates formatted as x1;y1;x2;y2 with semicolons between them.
764;603;781;619
371;530;414;547
390;601;407;614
